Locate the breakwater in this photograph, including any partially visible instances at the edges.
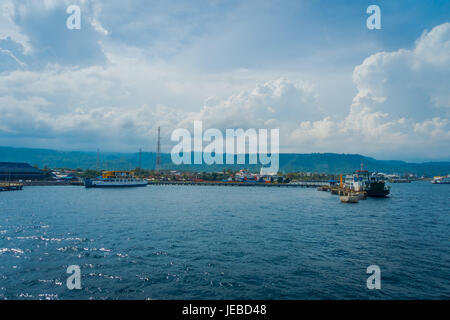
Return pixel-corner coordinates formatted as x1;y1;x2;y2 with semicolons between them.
147;181;329;188
22;181;83;186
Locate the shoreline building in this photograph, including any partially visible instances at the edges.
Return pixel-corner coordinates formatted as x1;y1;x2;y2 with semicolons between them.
0;162;46;181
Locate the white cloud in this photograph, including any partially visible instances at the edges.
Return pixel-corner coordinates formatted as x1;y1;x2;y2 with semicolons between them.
0;47;25;66
286;23;450;159
414;117;450;138
89;1;109;36
0;0;31;54
0;10;449;160
182;78;320;129
351;23;450;120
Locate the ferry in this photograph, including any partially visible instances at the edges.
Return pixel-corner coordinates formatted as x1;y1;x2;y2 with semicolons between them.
85;171;148;188
431;175;450;184
344;168;390;197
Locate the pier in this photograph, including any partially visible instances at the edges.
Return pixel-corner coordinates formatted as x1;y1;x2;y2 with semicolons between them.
22;181;83;186
0;182;24;191
147;181;329;188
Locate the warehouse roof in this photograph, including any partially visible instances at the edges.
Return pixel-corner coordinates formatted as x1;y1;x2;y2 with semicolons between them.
0;162;44;173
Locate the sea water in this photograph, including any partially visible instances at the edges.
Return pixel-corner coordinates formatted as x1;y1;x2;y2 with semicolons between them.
0;182;449;299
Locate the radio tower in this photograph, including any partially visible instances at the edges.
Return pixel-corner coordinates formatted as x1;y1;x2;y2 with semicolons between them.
138;148;142;170
156;126;161;171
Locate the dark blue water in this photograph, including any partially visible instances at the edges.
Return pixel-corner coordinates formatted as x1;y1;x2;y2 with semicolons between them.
0;182;449;299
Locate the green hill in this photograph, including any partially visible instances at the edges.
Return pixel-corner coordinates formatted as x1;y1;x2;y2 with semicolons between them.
1;146;449;176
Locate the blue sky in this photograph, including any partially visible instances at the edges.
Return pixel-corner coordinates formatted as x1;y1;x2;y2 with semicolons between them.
0;0;449;161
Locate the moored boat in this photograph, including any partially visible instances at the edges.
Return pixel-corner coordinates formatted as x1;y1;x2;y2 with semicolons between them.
340;193;359;203
344;167;390;197
365;179;390;197
85;171;148;188
431;175;450;184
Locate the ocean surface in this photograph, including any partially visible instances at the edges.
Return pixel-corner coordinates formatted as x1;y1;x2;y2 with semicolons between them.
0;182;449;300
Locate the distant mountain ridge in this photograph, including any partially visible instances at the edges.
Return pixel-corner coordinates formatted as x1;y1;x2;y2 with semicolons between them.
1;146;449;176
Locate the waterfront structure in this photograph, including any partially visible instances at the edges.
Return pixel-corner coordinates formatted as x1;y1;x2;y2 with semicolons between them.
0;162;46;181
51;170;79;181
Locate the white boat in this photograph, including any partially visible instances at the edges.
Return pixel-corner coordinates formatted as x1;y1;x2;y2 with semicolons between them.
85;171;148;188
344;174;365;192
431;175;450;184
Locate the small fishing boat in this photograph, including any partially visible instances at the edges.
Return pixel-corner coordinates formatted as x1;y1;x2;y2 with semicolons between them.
340;193;359;203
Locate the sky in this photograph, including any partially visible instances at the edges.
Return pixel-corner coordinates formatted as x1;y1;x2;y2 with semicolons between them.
0;0;449;161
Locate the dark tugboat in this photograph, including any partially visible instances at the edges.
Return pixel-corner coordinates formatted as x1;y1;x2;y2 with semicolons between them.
366;174;390;197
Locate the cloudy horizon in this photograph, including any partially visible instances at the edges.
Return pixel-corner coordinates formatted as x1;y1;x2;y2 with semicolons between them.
0;0;449;162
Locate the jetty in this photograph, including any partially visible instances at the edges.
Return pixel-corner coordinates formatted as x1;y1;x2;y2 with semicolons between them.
148;181;329;188
0;182;24;191
23;180;83;186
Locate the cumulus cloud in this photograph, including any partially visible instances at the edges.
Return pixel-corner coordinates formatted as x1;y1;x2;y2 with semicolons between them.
351;24;450;120
0;59;183;150
287;23;450;158
0;3;449;161
182;78;320;129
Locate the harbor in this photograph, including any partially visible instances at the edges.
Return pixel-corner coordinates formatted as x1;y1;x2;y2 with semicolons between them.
315;167;392;203
1;161;448;195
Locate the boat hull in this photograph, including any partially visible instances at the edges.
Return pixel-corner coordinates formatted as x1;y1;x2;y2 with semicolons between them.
366;181;390;197
85;178;148;188
340;195;359;203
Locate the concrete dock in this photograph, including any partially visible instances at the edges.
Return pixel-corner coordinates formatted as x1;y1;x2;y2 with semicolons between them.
147;181;329;188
